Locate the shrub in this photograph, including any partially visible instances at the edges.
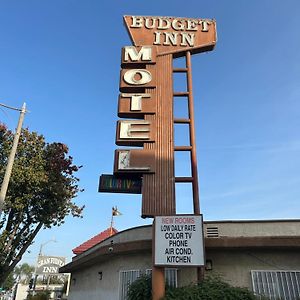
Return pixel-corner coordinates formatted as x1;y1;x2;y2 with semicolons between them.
27;291;50;300
163;276;257;300
127;274;258;300
127;275;152;300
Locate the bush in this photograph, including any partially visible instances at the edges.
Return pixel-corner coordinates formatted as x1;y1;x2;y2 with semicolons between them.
163;276;257;300
127;275;152;300
27;291;50;300
127;275;258;300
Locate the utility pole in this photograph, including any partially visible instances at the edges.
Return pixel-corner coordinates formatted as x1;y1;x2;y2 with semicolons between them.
0;102;27;216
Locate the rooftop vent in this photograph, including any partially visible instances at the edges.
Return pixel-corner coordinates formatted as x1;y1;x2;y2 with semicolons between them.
206;226;219;238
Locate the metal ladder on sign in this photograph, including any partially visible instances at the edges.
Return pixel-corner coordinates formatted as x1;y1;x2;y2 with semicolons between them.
173;51;200;215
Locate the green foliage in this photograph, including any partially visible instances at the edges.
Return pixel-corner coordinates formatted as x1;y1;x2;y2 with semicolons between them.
0;125;83;285
2;272;14;290
126;275;258;300
14;263;35;284
27;291;50;300
127;275;152;300
163;276;257;300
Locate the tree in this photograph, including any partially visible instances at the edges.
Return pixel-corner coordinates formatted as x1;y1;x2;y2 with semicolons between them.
14;263;35;284
2;272;14;291
0;124;83;286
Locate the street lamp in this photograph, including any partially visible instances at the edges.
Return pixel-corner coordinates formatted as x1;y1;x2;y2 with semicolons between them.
38;238;57;256
32;238;57;294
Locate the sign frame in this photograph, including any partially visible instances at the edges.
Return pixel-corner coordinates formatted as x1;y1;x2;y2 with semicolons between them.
123;15;217;58
154;214;205;267
98;174;142;194
36;256;66;275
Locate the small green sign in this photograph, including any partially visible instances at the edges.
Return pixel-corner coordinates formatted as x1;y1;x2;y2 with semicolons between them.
98;174;142;194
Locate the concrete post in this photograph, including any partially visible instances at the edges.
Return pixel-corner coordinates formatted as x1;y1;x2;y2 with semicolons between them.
152;266;165;300
0;102;26;216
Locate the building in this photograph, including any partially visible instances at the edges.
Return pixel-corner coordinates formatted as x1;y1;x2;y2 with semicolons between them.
60;219;300;300
14;283;65;300
72;227;118;255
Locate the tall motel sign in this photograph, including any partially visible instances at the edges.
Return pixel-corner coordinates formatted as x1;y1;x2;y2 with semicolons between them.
99;15;217;300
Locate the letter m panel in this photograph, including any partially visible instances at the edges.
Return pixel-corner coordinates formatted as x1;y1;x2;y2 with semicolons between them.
121;46;156;65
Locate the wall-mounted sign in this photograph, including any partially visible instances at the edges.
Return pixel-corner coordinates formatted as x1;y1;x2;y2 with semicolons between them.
154;215;204;267
36;256;66;275
118;93;156;118
121;46;157;65
124;16;217;57
114;149;155;174
98;174;142;194
116;120;155;146
120;69;156;91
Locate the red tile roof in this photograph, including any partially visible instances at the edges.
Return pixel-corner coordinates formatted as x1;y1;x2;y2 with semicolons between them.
72;227;118;255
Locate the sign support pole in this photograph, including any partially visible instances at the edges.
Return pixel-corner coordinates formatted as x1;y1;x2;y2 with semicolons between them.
152;266;165;300
152;220;165;300
146;53;174;300
185;51;205;282
186;51;200;216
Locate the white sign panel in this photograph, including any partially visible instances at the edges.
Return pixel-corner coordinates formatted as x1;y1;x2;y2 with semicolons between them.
154;215;204;266
36;256;66;274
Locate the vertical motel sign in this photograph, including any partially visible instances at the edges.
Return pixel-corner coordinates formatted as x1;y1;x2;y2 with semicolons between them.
100;16;217;218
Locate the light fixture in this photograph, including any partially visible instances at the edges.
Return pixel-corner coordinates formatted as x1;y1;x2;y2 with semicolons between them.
98;271;103;280
205;259;213;271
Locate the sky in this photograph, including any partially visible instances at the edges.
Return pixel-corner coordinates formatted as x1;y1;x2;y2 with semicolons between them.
0;0;300;266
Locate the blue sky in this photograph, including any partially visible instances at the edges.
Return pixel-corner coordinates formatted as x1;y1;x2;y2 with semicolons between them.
0;0;300;265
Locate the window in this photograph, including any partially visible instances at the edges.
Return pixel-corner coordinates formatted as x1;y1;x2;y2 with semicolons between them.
119;269;177;300
251;270;300;300
165;268;178;288
119;270;141;300
146;268;178;288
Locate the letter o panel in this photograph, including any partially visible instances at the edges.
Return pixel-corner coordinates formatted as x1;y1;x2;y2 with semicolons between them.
123;69;152;85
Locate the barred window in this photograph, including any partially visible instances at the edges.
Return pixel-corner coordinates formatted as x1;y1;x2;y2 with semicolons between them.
165;268;178;288
119;269;177;300
146;268;178;288
251;270;300;300
119;270;141;300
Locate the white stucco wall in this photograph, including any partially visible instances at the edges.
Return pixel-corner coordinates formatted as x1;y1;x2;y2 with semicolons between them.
68;252;151;300
15;284;28;300
205;248;300;288
65;220;300;299
67;248;300;299
205;220;300;237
